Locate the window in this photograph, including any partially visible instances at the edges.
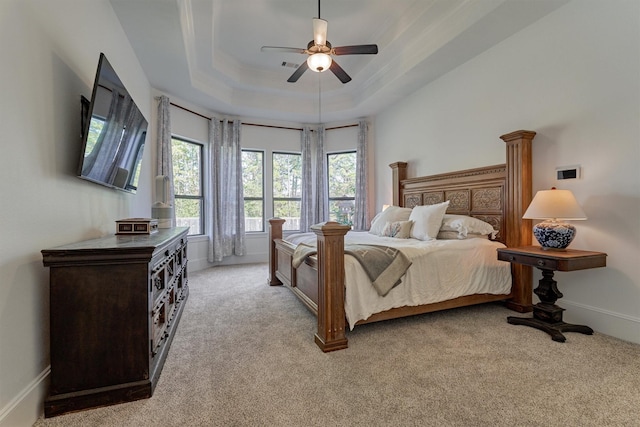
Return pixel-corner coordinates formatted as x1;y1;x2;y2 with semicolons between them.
272;152;302;231
242;150;264;232
327;151;357;226
172;137;204;235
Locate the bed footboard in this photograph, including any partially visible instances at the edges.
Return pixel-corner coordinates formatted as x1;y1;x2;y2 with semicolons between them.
268;218;351;352
310;222;351;352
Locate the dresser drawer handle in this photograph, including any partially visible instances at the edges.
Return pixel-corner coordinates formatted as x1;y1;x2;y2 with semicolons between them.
509;256;516;261
537;260;545;267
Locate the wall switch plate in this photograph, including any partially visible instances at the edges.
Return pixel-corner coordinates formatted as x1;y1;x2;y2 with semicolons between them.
556;165;581;180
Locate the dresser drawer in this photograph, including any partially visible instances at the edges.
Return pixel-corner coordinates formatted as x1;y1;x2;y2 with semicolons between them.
498;252;558;270
151;300;167;356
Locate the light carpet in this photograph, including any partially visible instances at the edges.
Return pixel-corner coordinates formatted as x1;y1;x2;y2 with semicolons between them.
34;263;640;427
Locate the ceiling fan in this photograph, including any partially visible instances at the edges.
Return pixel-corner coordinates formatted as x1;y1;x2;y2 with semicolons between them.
261;0;378;84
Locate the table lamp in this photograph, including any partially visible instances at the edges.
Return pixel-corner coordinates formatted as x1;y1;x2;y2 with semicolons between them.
523;187;587;250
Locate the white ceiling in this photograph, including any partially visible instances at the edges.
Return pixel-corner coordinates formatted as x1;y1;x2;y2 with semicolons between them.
109;0;568;124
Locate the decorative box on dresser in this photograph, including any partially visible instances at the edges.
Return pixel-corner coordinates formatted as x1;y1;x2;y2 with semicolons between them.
41;227;189;417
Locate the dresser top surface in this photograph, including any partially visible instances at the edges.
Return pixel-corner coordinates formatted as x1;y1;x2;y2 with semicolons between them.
42;227;188;257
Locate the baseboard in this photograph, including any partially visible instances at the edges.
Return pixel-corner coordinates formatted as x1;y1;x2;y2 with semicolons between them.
186;234;269;272
0;367;49;427
561;299;640;344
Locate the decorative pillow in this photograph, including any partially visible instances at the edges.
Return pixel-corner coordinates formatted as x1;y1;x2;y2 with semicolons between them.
436;230;489;240
440;214;497;239
409;201;450;241
381;220;414;239
369;206;412;236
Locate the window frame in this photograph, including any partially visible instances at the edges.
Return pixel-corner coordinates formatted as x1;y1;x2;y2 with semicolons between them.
327;150;357;226
242;149;266;233
171;136;204;236
271;150;302;231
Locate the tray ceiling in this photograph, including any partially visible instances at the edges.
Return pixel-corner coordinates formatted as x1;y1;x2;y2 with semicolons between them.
110;0;568;123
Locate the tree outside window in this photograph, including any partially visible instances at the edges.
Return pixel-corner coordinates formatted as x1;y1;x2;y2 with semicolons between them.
242;150;264;232
172;137;203;235
272;152;301;231
328;151;356;226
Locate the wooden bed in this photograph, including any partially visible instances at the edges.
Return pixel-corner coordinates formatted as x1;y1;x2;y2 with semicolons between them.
267;130;536;352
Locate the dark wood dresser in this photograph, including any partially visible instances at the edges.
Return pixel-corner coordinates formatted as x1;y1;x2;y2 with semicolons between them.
41;227;189;417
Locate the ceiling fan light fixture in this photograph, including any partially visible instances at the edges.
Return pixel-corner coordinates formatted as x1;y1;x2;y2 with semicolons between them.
307;53;332;72
312;18;328;46
263;0;378;83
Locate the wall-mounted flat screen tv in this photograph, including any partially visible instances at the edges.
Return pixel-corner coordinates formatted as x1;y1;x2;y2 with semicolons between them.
78;53;148;193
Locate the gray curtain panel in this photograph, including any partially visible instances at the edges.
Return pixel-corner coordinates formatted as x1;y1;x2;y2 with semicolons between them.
314;125;327;224
207;118;246;262
300;126;313;232
155;95;175;224
353;120;369;231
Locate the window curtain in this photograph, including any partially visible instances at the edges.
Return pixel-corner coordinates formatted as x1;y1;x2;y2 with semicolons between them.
155;95;175;225
299;126;313;232
353;120;369;231
314;125;328;224
207;118;245;262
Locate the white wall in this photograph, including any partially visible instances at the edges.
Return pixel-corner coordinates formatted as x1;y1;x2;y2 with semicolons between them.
0;1;153;425
374;0;640;344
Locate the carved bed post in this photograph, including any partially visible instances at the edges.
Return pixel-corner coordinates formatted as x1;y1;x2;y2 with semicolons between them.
267;218;286;286
500;130;536;312
389;162;408;207
311;221;351;352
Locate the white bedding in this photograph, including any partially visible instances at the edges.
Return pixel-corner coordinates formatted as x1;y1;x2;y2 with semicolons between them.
285;231;511;330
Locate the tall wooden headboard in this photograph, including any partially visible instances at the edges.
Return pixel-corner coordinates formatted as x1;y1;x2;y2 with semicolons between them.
390;130;535;312
392;163;509;243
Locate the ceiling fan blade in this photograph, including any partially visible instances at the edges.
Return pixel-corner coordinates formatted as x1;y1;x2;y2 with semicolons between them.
333;44;379;56
261;46;306;54
287;61;309;83
329;60;352;84
312;18;328;46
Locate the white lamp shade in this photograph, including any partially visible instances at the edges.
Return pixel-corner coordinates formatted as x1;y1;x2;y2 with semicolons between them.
312;18;328;46
307;53;332;72
523;189;587;220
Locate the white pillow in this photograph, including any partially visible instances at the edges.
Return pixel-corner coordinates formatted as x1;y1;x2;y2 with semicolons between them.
440;214;497;238
381;220;414;239
369;206;412;235
409;201;450;241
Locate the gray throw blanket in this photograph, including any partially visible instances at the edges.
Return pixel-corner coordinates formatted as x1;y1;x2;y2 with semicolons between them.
292;243;412;296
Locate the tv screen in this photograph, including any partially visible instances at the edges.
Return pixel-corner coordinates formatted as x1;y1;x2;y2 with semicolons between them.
78;53;148;193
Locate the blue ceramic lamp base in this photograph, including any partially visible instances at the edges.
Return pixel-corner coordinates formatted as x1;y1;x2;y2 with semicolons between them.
533;220;576;251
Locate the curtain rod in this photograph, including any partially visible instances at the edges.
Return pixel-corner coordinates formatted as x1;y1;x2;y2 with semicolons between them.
167;101;359;131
